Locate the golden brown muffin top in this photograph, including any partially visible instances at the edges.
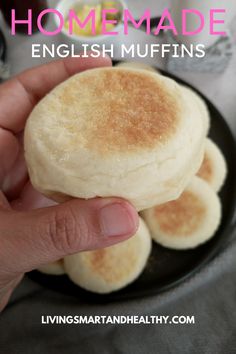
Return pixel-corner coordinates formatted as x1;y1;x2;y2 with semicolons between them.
51;68;183;154
154;190;206;237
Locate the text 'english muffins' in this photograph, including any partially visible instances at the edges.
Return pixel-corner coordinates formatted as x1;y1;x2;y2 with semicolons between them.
24;67;206;211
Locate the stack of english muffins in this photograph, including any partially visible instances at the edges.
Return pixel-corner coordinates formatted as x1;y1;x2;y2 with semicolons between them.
25;62;227;294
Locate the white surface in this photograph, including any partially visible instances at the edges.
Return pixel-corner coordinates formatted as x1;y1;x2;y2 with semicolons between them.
171;0;236;47
0;0;235;135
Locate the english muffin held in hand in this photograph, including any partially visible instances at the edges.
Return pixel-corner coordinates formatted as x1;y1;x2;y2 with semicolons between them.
64;217;151;294
24;67;205;211
142;176;222;250
181;85;210;135
116;61;159;73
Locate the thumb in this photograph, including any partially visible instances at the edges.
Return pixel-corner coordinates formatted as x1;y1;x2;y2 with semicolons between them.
0;198;139;274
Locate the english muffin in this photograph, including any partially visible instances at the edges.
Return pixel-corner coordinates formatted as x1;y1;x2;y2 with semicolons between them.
38;259;65;275
197;138;227;192
24;67;205;211
181;85;210;135
116;61;159;73
142;176;222;250
64;217;151;294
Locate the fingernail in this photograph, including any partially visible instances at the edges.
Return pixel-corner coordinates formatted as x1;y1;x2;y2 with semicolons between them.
99;203;136;237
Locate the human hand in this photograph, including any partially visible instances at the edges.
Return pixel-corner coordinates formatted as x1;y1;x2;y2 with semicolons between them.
0;56;139;311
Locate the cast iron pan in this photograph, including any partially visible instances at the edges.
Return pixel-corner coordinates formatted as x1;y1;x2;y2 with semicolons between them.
28;63;236;303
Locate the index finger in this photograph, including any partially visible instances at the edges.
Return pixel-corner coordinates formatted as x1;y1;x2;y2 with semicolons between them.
0;55;112;133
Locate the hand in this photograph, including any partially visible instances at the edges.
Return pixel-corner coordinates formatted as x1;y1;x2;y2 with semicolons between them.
0;56;139;311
